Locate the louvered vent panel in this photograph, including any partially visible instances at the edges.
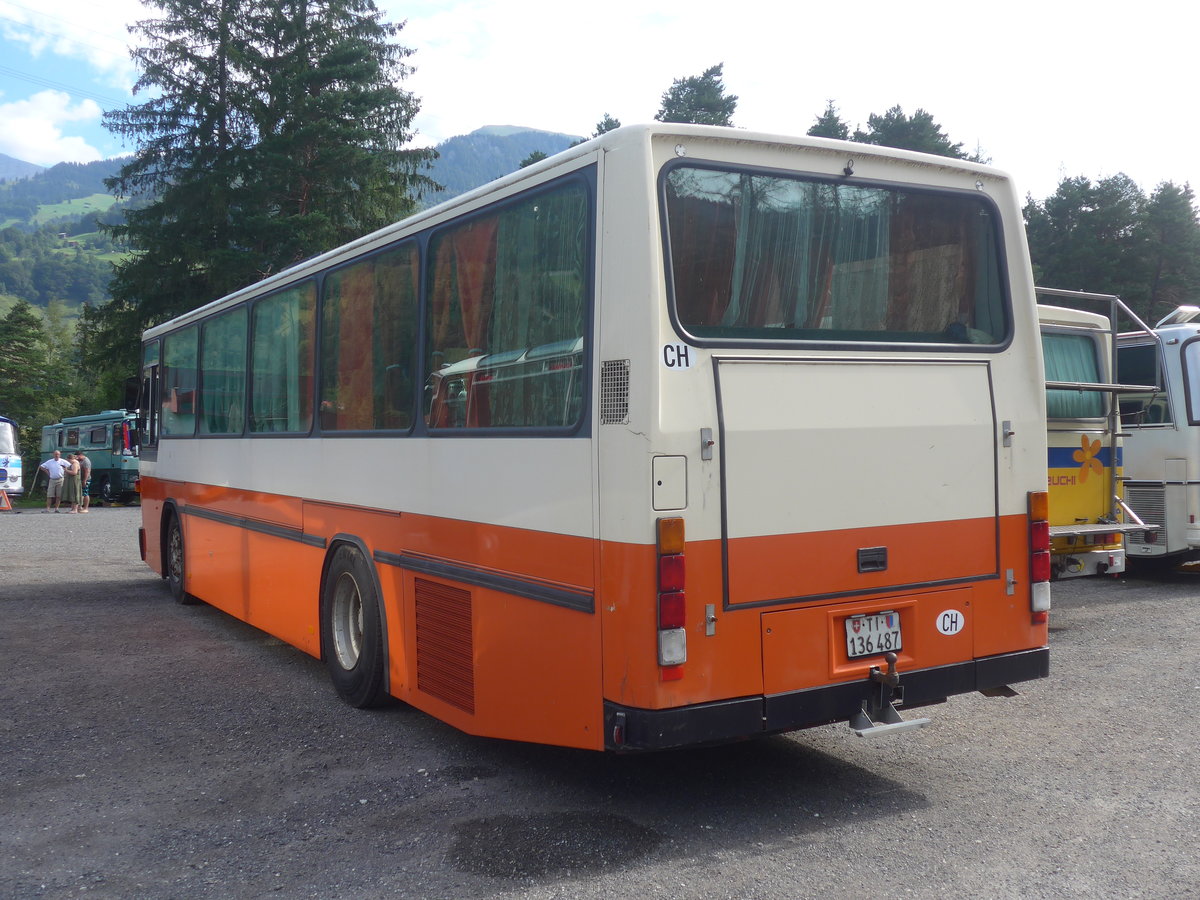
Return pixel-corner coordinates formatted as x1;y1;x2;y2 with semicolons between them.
600;359;630;425
1125;486;1166;547
414;578;475;714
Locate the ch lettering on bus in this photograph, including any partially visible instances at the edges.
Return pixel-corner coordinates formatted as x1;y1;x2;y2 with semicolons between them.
662;343;693;369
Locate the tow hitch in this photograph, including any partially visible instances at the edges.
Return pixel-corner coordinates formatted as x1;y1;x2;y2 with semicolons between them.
849;652;932;738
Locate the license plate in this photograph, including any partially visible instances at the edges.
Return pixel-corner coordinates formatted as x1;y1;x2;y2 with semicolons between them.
845;611;902;659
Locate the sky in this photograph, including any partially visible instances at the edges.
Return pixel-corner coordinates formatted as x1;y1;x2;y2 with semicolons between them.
0;0;1197;203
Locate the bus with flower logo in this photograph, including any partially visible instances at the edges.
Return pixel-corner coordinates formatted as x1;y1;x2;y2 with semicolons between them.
136;124;1051;750
1037;291;1157;578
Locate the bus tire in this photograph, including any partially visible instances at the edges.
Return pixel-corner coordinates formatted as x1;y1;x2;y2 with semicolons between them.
165;512;199;605
99;476;114;504
321;545;388;709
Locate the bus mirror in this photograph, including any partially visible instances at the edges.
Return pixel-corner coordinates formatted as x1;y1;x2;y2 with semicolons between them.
123;376;140;411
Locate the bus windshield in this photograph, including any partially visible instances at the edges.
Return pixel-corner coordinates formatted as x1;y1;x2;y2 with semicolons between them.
664;164;1007;345
0;422;16;455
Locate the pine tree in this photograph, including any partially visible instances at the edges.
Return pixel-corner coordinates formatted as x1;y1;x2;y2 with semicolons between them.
0;301;55;452
852;106;966;158
655;64;737;127
94;0;436;389
238;0;437;273
808;101;850;140
1023;174;1155;318
593;113;621;136
1140;182;1200;322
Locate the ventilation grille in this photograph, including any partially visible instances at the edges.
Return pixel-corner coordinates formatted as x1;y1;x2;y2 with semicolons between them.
415;578;475;714
1125;486;1166;547
600;359;630;425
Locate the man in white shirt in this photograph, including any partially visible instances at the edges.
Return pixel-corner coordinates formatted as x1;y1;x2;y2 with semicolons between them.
39;450;70;512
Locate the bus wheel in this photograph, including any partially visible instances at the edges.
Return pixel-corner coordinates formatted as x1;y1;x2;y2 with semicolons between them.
165;513;198;605
321;545;388;708
99;477;114;504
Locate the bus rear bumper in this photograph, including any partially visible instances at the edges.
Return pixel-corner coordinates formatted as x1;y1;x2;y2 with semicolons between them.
603;646;1049;751
1052;548;1125;578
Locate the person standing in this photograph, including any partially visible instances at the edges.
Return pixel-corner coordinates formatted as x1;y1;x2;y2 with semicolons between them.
61;453;82;513
76;451;93;512
38;450;70;512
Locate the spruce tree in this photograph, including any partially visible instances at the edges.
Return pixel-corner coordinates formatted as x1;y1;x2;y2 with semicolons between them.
852;106;966;159
808;101;850;140
238;0;437;273
655;64;737;127
94;0;436;388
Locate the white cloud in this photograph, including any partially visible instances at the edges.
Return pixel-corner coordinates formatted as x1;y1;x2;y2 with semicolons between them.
0;90;103;166
0;0;139;87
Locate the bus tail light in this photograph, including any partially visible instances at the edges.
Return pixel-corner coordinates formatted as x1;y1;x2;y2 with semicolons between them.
657;517;687;679
1029;491;1051;624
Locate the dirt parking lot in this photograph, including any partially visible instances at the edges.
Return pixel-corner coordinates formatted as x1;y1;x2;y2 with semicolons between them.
2;506;1199;899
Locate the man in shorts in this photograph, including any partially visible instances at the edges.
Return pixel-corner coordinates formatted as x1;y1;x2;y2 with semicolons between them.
76;451;93;512
39;450;70;512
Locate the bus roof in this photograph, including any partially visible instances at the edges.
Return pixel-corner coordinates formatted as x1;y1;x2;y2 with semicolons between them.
142;123;1017;342
49;410;135;428
1038;305;1111;330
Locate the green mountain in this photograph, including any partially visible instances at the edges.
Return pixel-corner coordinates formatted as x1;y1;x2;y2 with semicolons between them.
0;126;581;312
422;126;583;205
0;152;43;183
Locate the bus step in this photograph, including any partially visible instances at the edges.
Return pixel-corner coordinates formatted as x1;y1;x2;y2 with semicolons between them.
849;701;931;739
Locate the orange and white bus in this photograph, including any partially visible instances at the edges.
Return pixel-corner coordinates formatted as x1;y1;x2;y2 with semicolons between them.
137;124;1050;751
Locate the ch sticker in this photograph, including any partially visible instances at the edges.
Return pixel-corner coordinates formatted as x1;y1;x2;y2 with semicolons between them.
937;609;965;635
662;343;694;370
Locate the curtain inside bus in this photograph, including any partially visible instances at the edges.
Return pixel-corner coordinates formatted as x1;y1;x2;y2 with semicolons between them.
1042;332;1104;418
426;179;589;429
664;166;1006;344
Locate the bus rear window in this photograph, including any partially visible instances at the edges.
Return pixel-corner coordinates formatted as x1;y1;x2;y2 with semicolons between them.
1042;331;1103;418
663;165;1007;345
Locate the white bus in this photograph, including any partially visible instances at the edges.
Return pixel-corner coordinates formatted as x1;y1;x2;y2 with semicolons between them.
0;414;22;497
1118;306;1200;561
137;124;1050;751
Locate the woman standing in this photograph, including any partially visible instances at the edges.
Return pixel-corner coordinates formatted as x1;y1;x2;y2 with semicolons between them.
62;453;82;513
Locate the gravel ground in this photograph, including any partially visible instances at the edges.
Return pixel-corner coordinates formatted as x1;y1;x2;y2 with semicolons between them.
1;506;1198;899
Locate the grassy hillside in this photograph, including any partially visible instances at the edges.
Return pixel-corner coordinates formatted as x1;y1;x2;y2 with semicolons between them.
32;194;118;226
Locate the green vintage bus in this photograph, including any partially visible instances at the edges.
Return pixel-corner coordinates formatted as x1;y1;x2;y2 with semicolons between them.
41;410;140;503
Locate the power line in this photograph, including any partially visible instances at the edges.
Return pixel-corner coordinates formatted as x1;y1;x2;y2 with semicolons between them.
0;4;132;108
0;1;131;54
0;63;127;108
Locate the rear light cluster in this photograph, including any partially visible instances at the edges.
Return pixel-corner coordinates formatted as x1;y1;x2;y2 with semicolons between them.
1029;491;1051;624
656;517;686;680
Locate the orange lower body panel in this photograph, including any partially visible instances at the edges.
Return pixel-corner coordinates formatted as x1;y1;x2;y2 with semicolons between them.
140;475;1045;751
140;477;604;750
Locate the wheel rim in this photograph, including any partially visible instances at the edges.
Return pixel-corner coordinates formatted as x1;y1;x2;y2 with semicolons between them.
330;571;364;671
167;523;183;586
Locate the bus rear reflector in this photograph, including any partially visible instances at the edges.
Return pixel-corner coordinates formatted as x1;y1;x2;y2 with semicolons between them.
1031;551;1052;584
656;517;688;674
1029;490;1051;623
658;555;685;592
659;591;686;629
657;517;685;554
